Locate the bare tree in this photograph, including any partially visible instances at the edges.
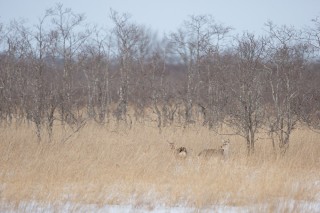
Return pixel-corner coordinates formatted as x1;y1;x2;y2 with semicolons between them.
303;16;320;130
170;15;231;125
29;12;50;141
264;22;309;155
0;15;58;141
110;9;151;124
226;32;267;155
149;39;168;130
4;20;34;125
199;47;230;129
306;16;320;52
130;26;153;123
0;20;4;48
0;20;7;123
49;3;90;126
80;28;113;124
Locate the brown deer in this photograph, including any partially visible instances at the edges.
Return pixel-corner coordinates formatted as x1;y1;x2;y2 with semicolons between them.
198;139;230;159
167;141;188;159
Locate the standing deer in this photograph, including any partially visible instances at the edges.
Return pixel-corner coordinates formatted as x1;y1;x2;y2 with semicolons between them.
167;141;188;159
198;139;230;159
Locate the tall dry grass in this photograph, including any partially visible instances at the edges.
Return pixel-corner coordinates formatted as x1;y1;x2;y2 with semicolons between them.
0;120;319;210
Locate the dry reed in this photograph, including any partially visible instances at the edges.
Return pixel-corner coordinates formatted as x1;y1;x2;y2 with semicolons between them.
0;121;319;211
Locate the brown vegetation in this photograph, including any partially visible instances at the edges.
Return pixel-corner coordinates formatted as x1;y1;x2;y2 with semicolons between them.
0;3;320;211
0;121;319;210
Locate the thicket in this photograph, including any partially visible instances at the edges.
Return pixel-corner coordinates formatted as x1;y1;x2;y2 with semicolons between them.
0;4;319;155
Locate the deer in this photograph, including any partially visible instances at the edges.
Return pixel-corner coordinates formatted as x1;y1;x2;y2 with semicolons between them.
167;141;188;159
198;139;230;160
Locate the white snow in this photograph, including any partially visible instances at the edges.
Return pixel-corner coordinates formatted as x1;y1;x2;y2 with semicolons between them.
0;199;319;213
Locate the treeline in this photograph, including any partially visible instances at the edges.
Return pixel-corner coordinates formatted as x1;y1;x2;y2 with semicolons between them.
0;4;319;155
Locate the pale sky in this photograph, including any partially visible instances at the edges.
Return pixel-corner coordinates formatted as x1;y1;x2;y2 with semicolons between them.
0;0;319;35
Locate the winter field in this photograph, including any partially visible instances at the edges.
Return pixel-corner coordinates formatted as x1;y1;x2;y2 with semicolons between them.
0;121;319;212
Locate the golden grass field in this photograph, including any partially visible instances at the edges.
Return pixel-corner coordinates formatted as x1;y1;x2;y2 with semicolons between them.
0;120;320;211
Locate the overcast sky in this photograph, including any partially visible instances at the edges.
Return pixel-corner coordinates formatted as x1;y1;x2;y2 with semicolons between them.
0;0;319;35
